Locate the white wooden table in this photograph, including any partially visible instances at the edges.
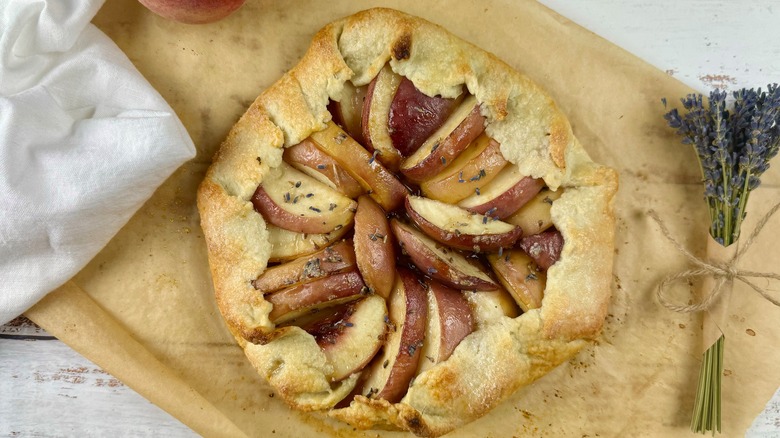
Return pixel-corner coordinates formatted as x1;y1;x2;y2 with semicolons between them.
2;1;779;436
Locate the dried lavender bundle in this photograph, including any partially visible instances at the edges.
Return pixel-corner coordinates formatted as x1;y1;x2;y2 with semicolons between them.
662;84;780;434
664;85;780;244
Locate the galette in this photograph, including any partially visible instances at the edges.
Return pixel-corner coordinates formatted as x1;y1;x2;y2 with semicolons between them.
197;8;618;437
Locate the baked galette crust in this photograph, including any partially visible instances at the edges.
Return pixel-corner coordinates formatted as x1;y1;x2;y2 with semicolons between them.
197;8;618;437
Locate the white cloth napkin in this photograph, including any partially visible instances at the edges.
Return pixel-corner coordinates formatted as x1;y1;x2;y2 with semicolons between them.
0;0;196;324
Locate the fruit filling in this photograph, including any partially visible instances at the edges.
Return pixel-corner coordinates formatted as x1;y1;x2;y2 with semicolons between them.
251;67;565;404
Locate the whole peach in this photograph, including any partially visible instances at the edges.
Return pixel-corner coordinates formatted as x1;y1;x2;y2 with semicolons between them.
137;0;245;24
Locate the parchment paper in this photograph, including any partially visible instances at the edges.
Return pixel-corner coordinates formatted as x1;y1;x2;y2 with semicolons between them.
26;0;780;436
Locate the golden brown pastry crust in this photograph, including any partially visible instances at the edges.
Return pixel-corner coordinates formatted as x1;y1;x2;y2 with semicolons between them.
197;7;618;437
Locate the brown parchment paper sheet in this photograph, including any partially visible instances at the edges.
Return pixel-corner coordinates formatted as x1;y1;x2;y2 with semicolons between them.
26;0;780;436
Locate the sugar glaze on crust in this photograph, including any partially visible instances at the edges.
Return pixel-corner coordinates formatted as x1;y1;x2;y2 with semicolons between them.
197;8;618;437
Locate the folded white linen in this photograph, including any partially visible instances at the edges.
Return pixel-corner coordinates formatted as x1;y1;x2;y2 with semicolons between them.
0;0;196;324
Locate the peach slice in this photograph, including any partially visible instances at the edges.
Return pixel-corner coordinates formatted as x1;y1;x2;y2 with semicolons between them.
417;279;474;374
405;195;522;253
390;219;498;291
487;250;547;312
252;240;356;294
283;139;365;199
252;162;356;234
458;165;545;219
517;229;564;271
265;268;367;324
504;189;562;236
301;295;388;382
361;65;404;171
329;81;367;144
400;95;485;183
309;122;408;212
266;223;351;263
387;77;461;157
359;269;427;403
354;195;396;299
419;134;507;204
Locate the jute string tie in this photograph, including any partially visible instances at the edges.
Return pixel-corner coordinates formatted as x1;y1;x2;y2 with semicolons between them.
648;201;780;313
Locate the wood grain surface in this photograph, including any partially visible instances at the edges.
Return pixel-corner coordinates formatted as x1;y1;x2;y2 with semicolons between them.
3;1;779;436
0;317;195;436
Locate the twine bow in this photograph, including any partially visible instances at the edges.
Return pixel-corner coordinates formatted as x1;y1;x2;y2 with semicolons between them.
648;201;780;313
